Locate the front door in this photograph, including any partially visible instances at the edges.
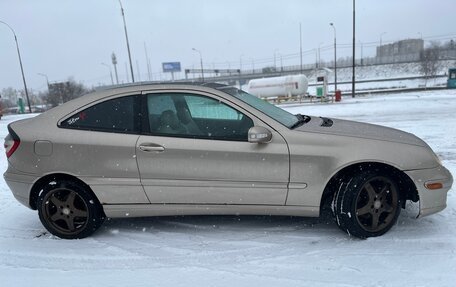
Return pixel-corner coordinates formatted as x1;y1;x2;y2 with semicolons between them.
136;91;290;205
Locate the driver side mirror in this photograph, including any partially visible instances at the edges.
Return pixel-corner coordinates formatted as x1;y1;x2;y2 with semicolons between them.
248;126;272;143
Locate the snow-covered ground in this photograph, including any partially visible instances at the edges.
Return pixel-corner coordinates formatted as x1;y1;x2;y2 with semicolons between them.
306;60;456;83
1;89;455;286
309;77;448;95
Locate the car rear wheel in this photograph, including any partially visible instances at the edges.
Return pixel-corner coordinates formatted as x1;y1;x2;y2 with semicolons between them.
37;180;105;239
332;170;401;238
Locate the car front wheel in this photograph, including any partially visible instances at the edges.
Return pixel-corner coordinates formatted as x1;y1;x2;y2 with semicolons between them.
332;170;402;238
37;180;105;239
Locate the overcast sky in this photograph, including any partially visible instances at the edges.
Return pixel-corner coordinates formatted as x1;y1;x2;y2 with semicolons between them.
1;0;455;92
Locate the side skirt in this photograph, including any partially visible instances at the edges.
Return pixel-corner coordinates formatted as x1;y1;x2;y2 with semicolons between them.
103;204;320;218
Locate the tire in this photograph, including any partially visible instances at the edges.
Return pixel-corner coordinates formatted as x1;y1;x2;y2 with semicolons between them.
332;170;401;238
37;180;105;239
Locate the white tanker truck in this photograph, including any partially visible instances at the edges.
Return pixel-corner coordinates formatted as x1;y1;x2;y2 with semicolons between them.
246;74;308;98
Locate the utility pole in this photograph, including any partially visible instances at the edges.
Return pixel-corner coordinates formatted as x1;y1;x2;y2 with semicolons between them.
239;54;243;89
274;49;279;70
330;23;337;91
144;42;151;81
360;41;364;65
318;43;323;68
352;0;356;98
118;0;135;82
280;54;283;72
239;54;243;72
125;63;130;82
136;60;141;82
0;20;32;113
300;23;303;74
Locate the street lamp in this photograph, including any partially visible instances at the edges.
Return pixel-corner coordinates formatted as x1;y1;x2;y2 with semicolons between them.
379;32;387;46
118;0;135;83
330;23;337;91
192;48;204;82
273;49;279;70
0;20;32;113
101;63;114;85
318;42;324;68
37;73;49;92
37;73;49;86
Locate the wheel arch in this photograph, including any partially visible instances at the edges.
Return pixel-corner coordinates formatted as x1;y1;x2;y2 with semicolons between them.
320;162;419;210
29;173;101;211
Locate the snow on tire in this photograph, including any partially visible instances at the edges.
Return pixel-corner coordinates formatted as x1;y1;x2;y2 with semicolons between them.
332;170;402;238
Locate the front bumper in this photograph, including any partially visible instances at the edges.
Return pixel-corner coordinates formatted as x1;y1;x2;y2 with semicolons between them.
405;165;453;218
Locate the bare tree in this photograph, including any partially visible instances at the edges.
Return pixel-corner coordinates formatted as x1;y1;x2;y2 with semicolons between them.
420;42;442;86
45;78;88;107
0;87;19;104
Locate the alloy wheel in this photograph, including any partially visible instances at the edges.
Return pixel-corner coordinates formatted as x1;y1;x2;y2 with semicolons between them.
41;188;89;236
355;176;399;233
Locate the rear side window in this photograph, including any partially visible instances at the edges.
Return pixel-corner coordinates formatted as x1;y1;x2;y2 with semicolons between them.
60;95;140;133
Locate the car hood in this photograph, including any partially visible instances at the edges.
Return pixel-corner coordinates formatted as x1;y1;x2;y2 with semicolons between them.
294;116;427;147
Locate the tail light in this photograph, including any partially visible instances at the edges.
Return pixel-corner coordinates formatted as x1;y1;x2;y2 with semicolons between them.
4;125;20;158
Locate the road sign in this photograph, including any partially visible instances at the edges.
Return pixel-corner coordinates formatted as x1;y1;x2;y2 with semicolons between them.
162;62;181;72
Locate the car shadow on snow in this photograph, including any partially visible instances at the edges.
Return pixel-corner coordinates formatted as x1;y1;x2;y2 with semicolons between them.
94;201;439;240
97;204;342;239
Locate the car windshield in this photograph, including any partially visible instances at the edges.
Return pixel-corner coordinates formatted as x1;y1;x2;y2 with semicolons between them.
219;87;299;128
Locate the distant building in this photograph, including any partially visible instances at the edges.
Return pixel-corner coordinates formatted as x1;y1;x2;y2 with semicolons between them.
377;39;424;57
376;39;424;63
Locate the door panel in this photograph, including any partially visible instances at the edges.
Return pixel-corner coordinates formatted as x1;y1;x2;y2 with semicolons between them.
136;135;289;204
137;91;289;205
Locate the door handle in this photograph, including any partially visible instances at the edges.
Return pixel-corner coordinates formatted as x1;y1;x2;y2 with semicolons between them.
139;144;165;152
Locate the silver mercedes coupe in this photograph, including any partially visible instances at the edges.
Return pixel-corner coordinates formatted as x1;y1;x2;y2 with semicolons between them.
4;83;453;239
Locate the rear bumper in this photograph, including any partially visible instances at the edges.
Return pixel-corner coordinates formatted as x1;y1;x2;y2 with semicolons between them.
405;165;453;218
3;168;36;209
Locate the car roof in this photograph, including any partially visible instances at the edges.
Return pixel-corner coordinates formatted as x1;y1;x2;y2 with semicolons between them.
94;81;229;92
41;82;234;119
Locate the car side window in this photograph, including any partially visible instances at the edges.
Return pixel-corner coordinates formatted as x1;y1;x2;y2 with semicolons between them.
147;93;253;141
60;95;140;133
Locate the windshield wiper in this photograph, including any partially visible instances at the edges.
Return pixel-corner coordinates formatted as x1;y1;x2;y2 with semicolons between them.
290;114;311;129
